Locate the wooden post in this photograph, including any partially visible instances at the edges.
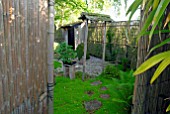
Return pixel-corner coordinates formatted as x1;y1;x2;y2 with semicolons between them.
102;21;106;71
63;64;69;77
82;20;88;81
64;28;68;44
47;0;54;114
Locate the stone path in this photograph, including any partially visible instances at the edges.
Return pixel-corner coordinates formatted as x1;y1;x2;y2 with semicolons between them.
90;81;102;86
100;94;110;99
100;86;108;91
83;80;110;113
84;100;102;113
85;90;94;96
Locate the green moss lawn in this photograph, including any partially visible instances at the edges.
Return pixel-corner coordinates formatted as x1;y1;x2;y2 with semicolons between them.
54;70;134;114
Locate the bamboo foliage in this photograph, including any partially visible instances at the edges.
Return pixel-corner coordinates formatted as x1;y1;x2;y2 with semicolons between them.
127;0;170;113
0;0;48;113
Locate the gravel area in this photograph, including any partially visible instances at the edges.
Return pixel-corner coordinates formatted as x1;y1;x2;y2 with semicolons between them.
55;56;109;77
75;56;109;76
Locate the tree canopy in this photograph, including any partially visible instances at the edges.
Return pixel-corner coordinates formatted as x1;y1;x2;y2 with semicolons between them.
54;0;127;28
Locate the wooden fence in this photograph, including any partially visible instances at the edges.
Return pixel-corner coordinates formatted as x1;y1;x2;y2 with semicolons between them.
87;21;139;68
0;0;48;113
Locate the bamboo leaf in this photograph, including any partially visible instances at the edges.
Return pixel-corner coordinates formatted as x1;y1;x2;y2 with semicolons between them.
153;0;160;10
136;9;156;42
126;0;142;21
164;13;170;29
166;104;170;112
144;0;153;16
143;29;170;36
147;38;170;57
142;0;147;10
149;0;170;40
134;51;170;76
150;57;170;84
126;0;138;15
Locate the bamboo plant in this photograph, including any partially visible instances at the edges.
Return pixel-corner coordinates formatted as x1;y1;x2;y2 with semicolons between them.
127;0;170;112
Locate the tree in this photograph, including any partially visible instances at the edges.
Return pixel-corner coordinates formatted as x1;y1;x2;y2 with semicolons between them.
54;0;87;28
54;0;127;28
127;0;170;113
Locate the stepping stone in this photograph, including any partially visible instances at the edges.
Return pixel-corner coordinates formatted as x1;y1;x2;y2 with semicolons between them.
91;81;102;86
100;94;110;99
85;90;94;96
100;86;108;91
84;100;102;113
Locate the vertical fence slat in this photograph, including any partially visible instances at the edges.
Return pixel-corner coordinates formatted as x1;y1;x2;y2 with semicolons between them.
0;1;4;113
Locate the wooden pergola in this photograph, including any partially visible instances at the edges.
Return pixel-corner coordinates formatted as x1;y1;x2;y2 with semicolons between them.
78;12;113;80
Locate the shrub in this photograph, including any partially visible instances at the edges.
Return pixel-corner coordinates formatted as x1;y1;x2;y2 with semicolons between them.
102;64;120;79
119;57;131;71
76;43;90;60
87;42;102;58
112;70;135;113
75;71;83;79
75;71;93;80
56;42;77;64
111;70;134;113
98;68;134;113
54;60;62;69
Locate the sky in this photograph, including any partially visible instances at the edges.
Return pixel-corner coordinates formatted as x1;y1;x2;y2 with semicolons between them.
102;0;140;21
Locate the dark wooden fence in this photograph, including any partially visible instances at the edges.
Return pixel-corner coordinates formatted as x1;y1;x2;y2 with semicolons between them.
0;0;48;113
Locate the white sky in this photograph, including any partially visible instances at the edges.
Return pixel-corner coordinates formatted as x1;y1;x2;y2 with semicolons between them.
102;0;140;21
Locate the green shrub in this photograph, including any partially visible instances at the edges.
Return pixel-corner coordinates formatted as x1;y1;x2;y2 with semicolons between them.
75;71;93;80
115;64;124;71
56;42;77;64
75;71;83;79
112;70;134;113
119;57;131;71
98;69;134;113
102;64;120;79
87;42;102;58
76;43;90;60
54;60;62;69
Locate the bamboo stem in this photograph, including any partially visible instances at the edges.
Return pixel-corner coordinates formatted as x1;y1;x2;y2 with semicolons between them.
47;0;54;113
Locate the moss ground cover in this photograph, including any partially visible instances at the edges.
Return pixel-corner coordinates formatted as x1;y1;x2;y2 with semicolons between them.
54;70;134;114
